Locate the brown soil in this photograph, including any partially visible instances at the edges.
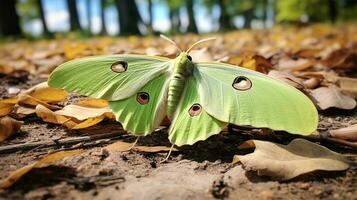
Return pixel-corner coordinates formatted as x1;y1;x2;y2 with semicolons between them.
0;74;356;200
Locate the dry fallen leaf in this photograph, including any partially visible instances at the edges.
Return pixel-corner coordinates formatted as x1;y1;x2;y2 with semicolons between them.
330;124;357;141
234;139;350;180
277;57;314;72
323;48;357;69
267;70;305;89
35;104;114;129
310;86;356;110
18;82;68;106
75;98;109;108
105;141;177;153
35;104;77;128
323;73;357;96
55;104;113;121
0;150;84;189
0;116;23;142
0;98;18;117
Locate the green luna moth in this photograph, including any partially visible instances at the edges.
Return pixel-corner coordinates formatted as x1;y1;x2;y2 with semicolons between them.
48;37;318;147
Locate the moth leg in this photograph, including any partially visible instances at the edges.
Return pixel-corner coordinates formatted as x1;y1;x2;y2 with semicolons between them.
160;144;175;163
128;136;140;150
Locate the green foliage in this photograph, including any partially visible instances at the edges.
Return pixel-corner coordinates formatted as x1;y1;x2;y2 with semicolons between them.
276;0;329;22
17;0;39;21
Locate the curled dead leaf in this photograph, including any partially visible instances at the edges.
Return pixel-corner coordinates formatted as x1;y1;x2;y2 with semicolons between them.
277;57;314;72
0;116;23;142
35;104;114;129
19;82;68;105
0;150;84;189
236;139;350;180
35;104;77;128
56;104;112;121
310;86;356;110
323;48;357;69
227;52;272;73
330;124;357;141
267;70;304;89
0;98;18;117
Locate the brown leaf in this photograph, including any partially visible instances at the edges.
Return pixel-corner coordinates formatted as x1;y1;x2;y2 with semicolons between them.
105;141;177;153
0;150;84;189
277;57;314;72
330;124;357;141
323;48;357;69
310;86;356;110
227;52;272;73
267;70;304;89
0;116;23;142
235;139;350;180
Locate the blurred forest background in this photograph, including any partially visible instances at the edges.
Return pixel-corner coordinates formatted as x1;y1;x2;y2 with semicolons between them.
0;0;357;39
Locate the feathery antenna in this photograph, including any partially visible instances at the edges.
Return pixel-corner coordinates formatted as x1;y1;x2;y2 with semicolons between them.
160;34;182;53
186;37;216;53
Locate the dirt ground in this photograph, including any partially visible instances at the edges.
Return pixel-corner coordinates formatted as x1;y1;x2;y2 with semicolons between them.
0;74;356;200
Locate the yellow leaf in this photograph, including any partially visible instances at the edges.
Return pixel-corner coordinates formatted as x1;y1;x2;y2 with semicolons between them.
242;59;256;71
72;116;105;129
0;103;14;117
0;150;84;189
18;94;61;110
0;98;18;117
0;116;23;142
20;82;68;104
35;104;77;128
0;98;19;104
75;98;109;108
55;104;113;121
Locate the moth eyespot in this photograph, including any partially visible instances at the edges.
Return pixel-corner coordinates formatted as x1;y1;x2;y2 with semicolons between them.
111;61;128;73
136;92;149;105
188;103;202;117
232;76;252;91
187;55;192;61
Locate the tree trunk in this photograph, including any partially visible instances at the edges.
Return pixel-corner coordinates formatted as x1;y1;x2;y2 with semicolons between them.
262;0;268;28
186;0;198;33
99;0;107;35
86;0;92;34
218;0;233;31
328;0;338;23
115;0;141;35
243;8;254;29
0;0;22;37
66;0;81;31
169;8;181;34
148;0;153;31
37;0;50;36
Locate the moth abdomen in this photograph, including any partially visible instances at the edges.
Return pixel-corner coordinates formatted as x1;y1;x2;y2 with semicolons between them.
167;75;186;118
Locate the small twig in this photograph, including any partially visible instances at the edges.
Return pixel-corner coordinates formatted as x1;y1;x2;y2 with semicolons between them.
0;132;128;154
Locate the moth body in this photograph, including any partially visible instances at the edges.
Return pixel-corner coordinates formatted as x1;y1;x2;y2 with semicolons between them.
167;53;194;118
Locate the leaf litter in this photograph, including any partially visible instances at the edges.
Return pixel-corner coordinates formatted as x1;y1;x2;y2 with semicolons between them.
0;25;357;199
